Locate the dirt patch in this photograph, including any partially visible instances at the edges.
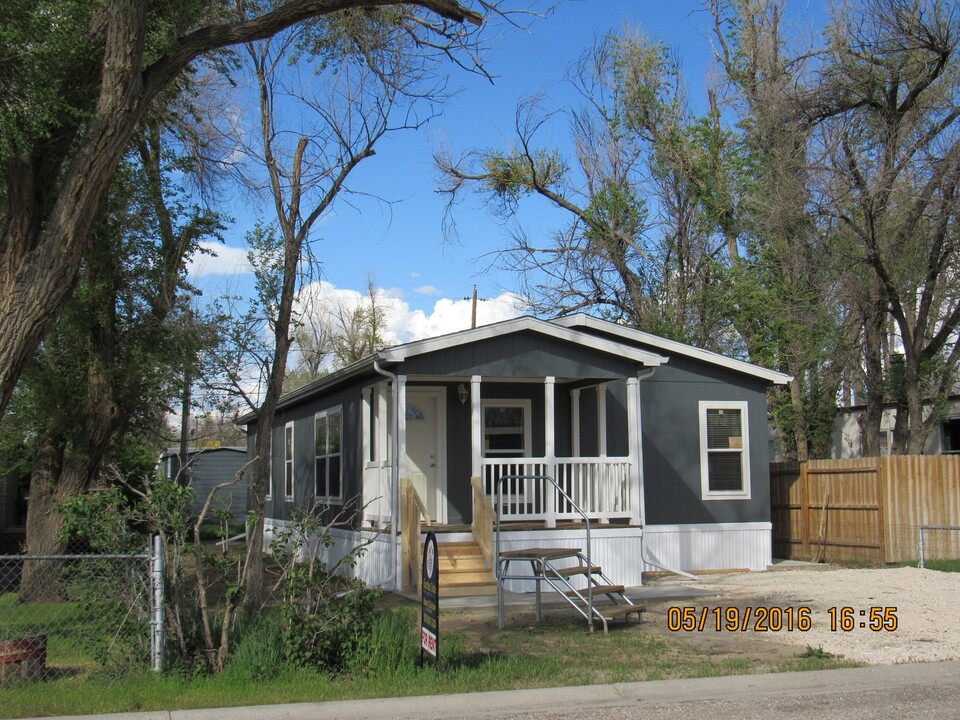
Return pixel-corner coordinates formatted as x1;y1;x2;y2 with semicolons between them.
385;565;960;671
690;565;960;665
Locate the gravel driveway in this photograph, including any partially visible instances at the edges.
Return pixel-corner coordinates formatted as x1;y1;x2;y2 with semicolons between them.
690;566;960;665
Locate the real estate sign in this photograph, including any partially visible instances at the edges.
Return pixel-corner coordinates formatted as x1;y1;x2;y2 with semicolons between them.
420;531;439;661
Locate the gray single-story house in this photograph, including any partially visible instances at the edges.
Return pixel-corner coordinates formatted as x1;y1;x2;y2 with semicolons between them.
241;314;790;591
159;446;248;522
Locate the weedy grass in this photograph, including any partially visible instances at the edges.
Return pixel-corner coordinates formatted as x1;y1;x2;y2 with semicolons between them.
0;602;858;719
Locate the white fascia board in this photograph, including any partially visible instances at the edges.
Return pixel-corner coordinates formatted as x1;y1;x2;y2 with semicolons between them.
378;315;665;367
553;314;792;385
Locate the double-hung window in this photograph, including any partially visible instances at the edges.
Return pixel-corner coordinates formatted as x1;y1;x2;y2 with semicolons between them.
283;423;295;501
315;407;343;503
482;401;531;458
699;401;750;499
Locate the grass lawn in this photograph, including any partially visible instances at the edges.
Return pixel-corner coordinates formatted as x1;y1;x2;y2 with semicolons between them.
0;594;858;719
897;559;960;572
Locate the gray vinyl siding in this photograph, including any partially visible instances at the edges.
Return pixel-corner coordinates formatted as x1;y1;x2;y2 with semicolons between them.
266;382;364;525
639;356;771;525
187;449;247;521
400;331;641;379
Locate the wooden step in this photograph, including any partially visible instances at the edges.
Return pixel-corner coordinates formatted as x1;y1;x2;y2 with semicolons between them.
439;581;498;598
500;546;582;560
437;541;486;557
442;568;495;584
564;584;625;598
596;603;646;620
552;565;602;578
439;555;489;572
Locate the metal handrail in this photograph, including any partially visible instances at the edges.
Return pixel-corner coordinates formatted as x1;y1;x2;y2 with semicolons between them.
494;473;595;627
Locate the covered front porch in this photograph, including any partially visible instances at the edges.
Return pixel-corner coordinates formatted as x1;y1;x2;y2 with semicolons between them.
361;373;647;531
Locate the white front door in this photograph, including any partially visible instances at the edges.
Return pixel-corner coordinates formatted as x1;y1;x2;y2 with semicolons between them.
404;388;446;524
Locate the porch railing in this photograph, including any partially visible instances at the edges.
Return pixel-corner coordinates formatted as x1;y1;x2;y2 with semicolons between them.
362;464;392;526
480;458;635;526
470;477;495;568
400;477;432;592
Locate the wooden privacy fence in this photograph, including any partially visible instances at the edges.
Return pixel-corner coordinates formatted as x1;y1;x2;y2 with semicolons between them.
771;456;960;564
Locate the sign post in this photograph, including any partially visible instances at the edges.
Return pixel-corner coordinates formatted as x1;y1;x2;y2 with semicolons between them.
420;531;440;664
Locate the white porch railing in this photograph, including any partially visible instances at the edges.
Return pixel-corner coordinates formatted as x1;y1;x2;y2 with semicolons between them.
480;458;635;525
362;464;392;526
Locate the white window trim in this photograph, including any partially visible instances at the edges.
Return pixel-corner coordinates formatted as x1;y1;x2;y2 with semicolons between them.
283;422;295;501
481;399;533;457
699;400;751;500
315;405;344;504
363;383;392;469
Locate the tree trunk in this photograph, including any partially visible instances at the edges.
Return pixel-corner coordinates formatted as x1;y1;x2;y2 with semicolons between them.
20;437;74;601
788;376;809;462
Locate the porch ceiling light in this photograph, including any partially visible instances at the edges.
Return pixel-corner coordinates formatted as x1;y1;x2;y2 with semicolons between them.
457;383;469;405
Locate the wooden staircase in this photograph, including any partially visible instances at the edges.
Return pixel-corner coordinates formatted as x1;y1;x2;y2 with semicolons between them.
436;540;497;597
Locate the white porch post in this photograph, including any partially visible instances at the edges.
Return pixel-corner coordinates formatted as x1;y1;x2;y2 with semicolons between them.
597;383;608;458
544;376;557;528
470;375;482;481
397;376;407;483
571;388;581;456
626;376;643;526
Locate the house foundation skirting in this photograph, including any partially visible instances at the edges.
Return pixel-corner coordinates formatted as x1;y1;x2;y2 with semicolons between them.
641;522;772;574
264;519;397;588
262;519;772;593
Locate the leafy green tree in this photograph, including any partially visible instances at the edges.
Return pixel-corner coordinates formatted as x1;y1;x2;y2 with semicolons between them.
0;0;486;422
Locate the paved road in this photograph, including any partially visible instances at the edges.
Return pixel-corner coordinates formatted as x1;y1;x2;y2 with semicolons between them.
32;661;960;720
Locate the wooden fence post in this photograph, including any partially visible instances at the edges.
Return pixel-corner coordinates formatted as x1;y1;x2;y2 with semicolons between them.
800;462;811;560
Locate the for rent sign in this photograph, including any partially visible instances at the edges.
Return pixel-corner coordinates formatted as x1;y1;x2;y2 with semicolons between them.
420;531;439;662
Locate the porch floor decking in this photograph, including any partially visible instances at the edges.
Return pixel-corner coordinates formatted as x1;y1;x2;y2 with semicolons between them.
420;520;641;534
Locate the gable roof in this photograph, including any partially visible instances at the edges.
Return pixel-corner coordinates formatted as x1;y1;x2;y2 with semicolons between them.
378;315;666;366
239;313;789;426
239;316;666;425
552;314;792;385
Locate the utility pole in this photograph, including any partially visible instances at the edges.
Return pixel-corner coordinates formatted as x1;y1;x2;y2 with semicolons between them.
471;286;478;329
463;286;488;330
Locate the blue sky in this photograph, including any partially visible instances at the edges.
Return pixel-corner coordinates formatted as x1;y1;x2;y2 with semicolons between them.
187;0;812;342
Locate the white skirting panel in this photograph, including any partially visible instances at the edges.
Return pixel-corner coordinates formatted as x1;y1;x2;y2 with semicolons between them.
642;522;772;573
496;522;771;592
262;520;772;592
263;519;397;589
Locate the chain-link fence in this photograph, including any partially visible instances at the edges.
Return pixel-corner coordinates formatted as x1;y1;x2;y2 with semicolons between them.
0;538;163;686
916;525;960;569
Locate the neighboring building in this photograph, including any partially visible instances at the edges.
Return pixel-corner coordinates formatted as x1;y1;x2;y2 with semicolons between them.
159;446;248;522
240;314;791;591
830;396;960;458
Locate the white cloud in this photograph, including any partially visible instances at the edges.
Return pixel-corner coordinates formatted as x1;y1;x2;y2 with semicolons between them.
295;280;524;348
389;292;524;342
415;285;442;296
187;242;252;279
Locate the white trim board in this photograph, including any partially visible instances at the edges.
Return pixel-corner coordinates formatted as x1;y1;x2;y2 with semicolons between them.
553;314;791;385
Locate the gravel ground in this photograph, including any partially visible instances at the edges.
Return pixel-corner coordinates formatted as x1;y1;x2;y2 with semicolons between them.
691;566;960;665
